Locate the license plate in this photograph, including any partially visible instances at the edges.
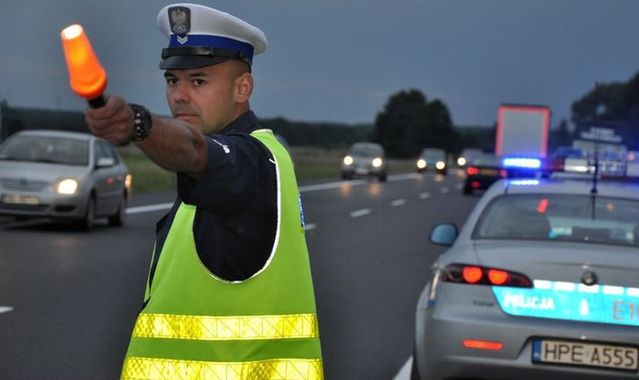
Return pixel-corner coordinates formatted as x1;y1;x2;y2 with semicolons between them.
533;339;638;371
355;168;368;175
2;194;40;205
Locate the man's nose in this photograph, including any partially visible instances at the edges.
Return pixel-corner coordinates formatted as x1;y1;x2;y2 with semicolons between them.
171;82;190;103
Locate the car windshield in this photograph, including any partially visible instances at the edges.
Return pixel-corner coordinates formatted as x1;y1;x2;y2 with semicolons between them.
474;194;639;247
0;135;89;166
469;154;501;167
350;144;382;157
420;149;445;159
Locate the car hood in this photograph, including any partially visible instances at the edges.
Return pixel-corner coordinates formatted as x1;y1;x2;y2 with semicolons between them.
472;240;639;287
0;160;89;183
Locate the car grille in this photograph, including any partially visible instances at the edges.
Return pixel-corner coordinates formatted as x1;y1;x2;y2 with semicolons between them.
0;203;49;212
0;178;49;191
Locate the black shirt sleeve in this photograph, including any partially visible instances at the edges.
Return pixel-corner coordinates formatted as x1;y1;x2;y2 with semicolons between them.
176;132;278;281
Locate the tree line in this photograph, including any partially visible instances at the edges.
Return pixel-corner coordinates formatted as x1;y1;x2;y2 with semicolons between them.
2;69;637;155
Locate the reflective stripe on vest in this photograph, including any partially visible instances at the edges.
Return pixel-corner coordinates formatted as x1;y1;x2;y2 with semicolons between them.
122;357;323;380
132;313;319;341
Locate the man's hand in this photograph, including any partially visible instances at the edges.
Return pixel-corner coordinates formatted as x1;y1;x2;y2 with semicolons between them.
84;95;134;145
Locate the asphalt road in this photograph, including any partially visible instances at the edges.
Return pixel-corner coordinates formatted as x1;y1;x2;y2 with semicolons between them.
0;170;479;379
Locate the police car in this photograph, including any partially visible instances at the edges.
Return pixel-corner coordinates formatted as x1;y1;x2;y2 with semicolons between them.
412;175;639;379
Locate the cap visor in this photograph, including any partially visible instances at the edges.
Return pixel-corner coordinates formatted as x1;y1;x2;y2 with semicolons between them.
159;55;231;70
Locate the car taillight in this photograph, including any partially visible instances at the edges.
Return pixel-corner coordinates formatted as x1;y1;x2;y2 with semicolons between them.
463;339;504;351
443;263;532;287
466;166;479;175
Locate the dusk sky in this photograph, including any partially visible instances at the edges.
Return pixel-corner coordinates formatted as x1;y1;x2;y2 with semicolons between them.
1;0;638;127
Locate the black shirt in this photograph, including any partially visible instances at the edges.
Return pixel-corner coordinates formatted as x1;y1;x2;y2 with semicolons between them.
151;111;277;283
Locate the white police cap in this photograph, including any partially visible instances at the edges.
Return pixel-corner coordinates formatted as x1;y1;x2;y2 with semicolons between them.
157;3;267;70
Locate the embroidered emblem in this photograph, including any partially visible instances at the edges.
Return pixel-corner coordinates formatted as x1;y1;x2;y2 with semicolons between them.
169;6;190;44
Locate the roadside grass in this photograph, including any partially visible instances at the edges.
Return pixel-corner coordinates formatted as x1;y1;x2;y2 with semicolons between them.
118;145;416;193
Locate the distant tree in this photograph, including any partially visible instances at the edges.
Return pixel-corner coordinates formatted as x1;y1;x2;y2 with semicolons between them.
571;71;639;147
370;89;458;157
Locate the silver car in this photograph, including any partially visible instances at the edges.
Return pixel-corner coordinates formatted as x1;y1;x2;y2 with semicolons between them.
340;142;387;181
0;130;131;229
413;177;639;379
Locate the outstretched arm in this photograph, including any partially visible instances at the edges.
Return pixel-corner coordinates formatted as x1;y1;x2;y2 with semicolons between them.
84;95;207;179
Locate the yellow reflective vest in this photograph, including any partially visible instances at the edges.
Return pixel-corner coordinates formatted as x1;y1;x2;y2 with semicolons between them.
121;129;323;379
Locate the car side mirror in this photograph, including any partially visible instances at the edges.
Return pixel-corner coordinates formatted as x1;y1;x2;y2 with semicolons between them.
96;157;115;168
430;223;458;246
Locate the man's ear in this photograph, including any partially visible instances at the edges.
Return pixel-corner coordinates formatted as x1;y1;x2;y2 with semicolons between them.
235;72;253;103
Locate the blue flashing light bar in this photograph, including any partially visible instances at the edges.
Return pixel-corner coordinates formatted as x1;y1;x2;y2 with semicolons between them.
502;157;542;169
509;179;540;186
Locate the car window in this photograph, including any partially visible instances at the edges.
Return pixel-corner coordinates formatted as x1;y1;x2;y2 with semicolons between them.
95;141;113;162
474;194;639;247
350;144;383;157
421;149;445;159
96;141;119;164
469;154;501;167
0;134;88;166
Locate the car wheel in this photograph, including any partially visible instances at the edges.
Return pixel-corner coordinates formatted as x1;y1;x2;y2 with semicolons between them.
80;195;96;231
108;192;127;227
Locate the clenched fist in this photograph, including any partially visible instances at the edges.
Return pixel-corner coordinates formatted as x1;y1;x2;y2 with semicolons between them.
84;95;134;145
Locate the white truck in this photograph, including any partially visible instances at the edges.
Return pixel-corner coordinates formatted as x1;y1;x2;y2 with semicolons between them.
495;104;551;159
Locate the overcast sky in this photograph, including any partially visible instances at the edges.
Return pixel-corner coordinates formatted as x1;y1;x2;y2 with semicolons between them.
1;0;638;127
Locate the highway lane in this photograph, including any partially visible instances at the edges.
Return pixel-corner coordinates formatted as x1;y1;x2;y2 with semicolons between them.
0;171;480;379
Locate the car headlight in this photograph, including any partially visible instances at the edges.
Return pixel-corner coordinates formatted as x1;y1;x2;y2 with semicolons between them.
436;161;446;170
55;178;79;195
457;157;466;166
417;159;427;169
372;157;383;168
343;155;354;165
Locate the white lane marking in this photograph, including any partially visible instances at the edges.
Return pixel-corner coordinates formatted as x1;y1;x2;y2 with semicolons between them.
304;223;317;231
419;192;431;199
391;198;406;207
125;173;423;215
393;357;412;380
350;208;371;218
0;306;14;315
440;187;449;194
126;203;173;214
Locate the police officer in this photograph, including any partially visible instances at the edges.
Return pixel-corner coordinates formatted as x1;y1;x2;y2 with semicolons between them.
84;3;323;379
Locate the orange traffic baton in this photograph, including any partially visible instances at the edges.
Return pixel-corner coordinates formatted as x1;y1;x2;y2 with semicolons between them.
60;24;107;108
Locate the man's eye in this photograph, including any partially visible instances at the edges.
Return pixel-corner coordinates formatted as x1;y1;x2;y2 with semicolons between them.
166;78;178;86
193;79;206;86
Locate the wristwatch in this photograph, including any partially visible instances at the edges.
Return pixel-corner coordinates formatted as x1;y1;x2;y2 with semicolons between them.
129;103;152;141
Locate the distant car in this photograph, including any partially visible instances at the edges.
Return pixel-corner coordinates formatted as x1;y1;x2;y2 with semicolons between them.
463;153;505;195
0;130;131;230
341;142;387;181
412;177;639;380
416;148;447;175
457;147;483;167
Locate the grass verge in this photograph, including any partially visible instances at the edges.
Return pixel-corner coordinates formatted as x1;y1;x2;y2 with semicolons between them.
118;146;415;193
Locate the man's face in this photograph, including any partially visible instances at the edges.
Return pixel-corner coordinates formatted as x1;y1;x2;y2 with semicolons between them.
164;61;246;134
